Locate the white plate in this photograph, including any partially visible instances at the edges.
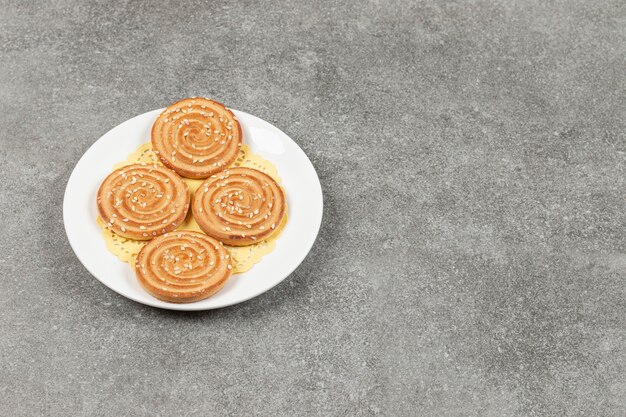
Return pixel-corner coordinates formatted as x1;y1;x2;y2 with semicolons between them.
63;108;323;311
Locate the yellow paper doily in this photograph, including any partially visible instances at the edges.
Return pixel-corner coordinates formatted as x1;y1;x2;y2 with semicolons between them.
97;142;287;274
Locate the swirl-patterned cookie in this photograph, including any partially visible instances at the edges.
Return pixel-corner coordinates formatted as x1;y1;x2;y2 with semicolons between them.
151;97;242;178
97;164;190;240
192;167;286;246
135;231;232;303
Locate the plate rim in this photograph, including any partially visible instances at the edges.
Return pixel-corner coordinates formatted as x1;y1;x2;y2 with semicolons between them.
63;108;323;311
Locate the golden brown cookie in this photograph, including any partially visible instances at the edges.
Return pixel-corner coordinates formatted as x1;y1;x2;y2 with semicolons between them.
151;97;242;178
192;167;286;246
97;164;190;240
135;231;232;303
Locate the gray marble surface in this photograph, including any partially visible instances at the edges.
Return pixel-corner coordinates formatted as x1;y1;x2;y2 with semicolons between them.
1;1;625;416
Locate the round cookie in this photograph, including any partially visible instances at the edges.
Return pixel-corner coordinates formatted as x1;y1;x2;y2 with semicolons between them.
97;164;190;240
135;231;232;303
192;167;286;246
151;97;242;178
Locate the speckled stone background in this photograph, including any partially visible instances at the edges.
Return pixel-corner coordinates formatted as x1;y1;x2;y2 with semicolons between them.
1;0;625;416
